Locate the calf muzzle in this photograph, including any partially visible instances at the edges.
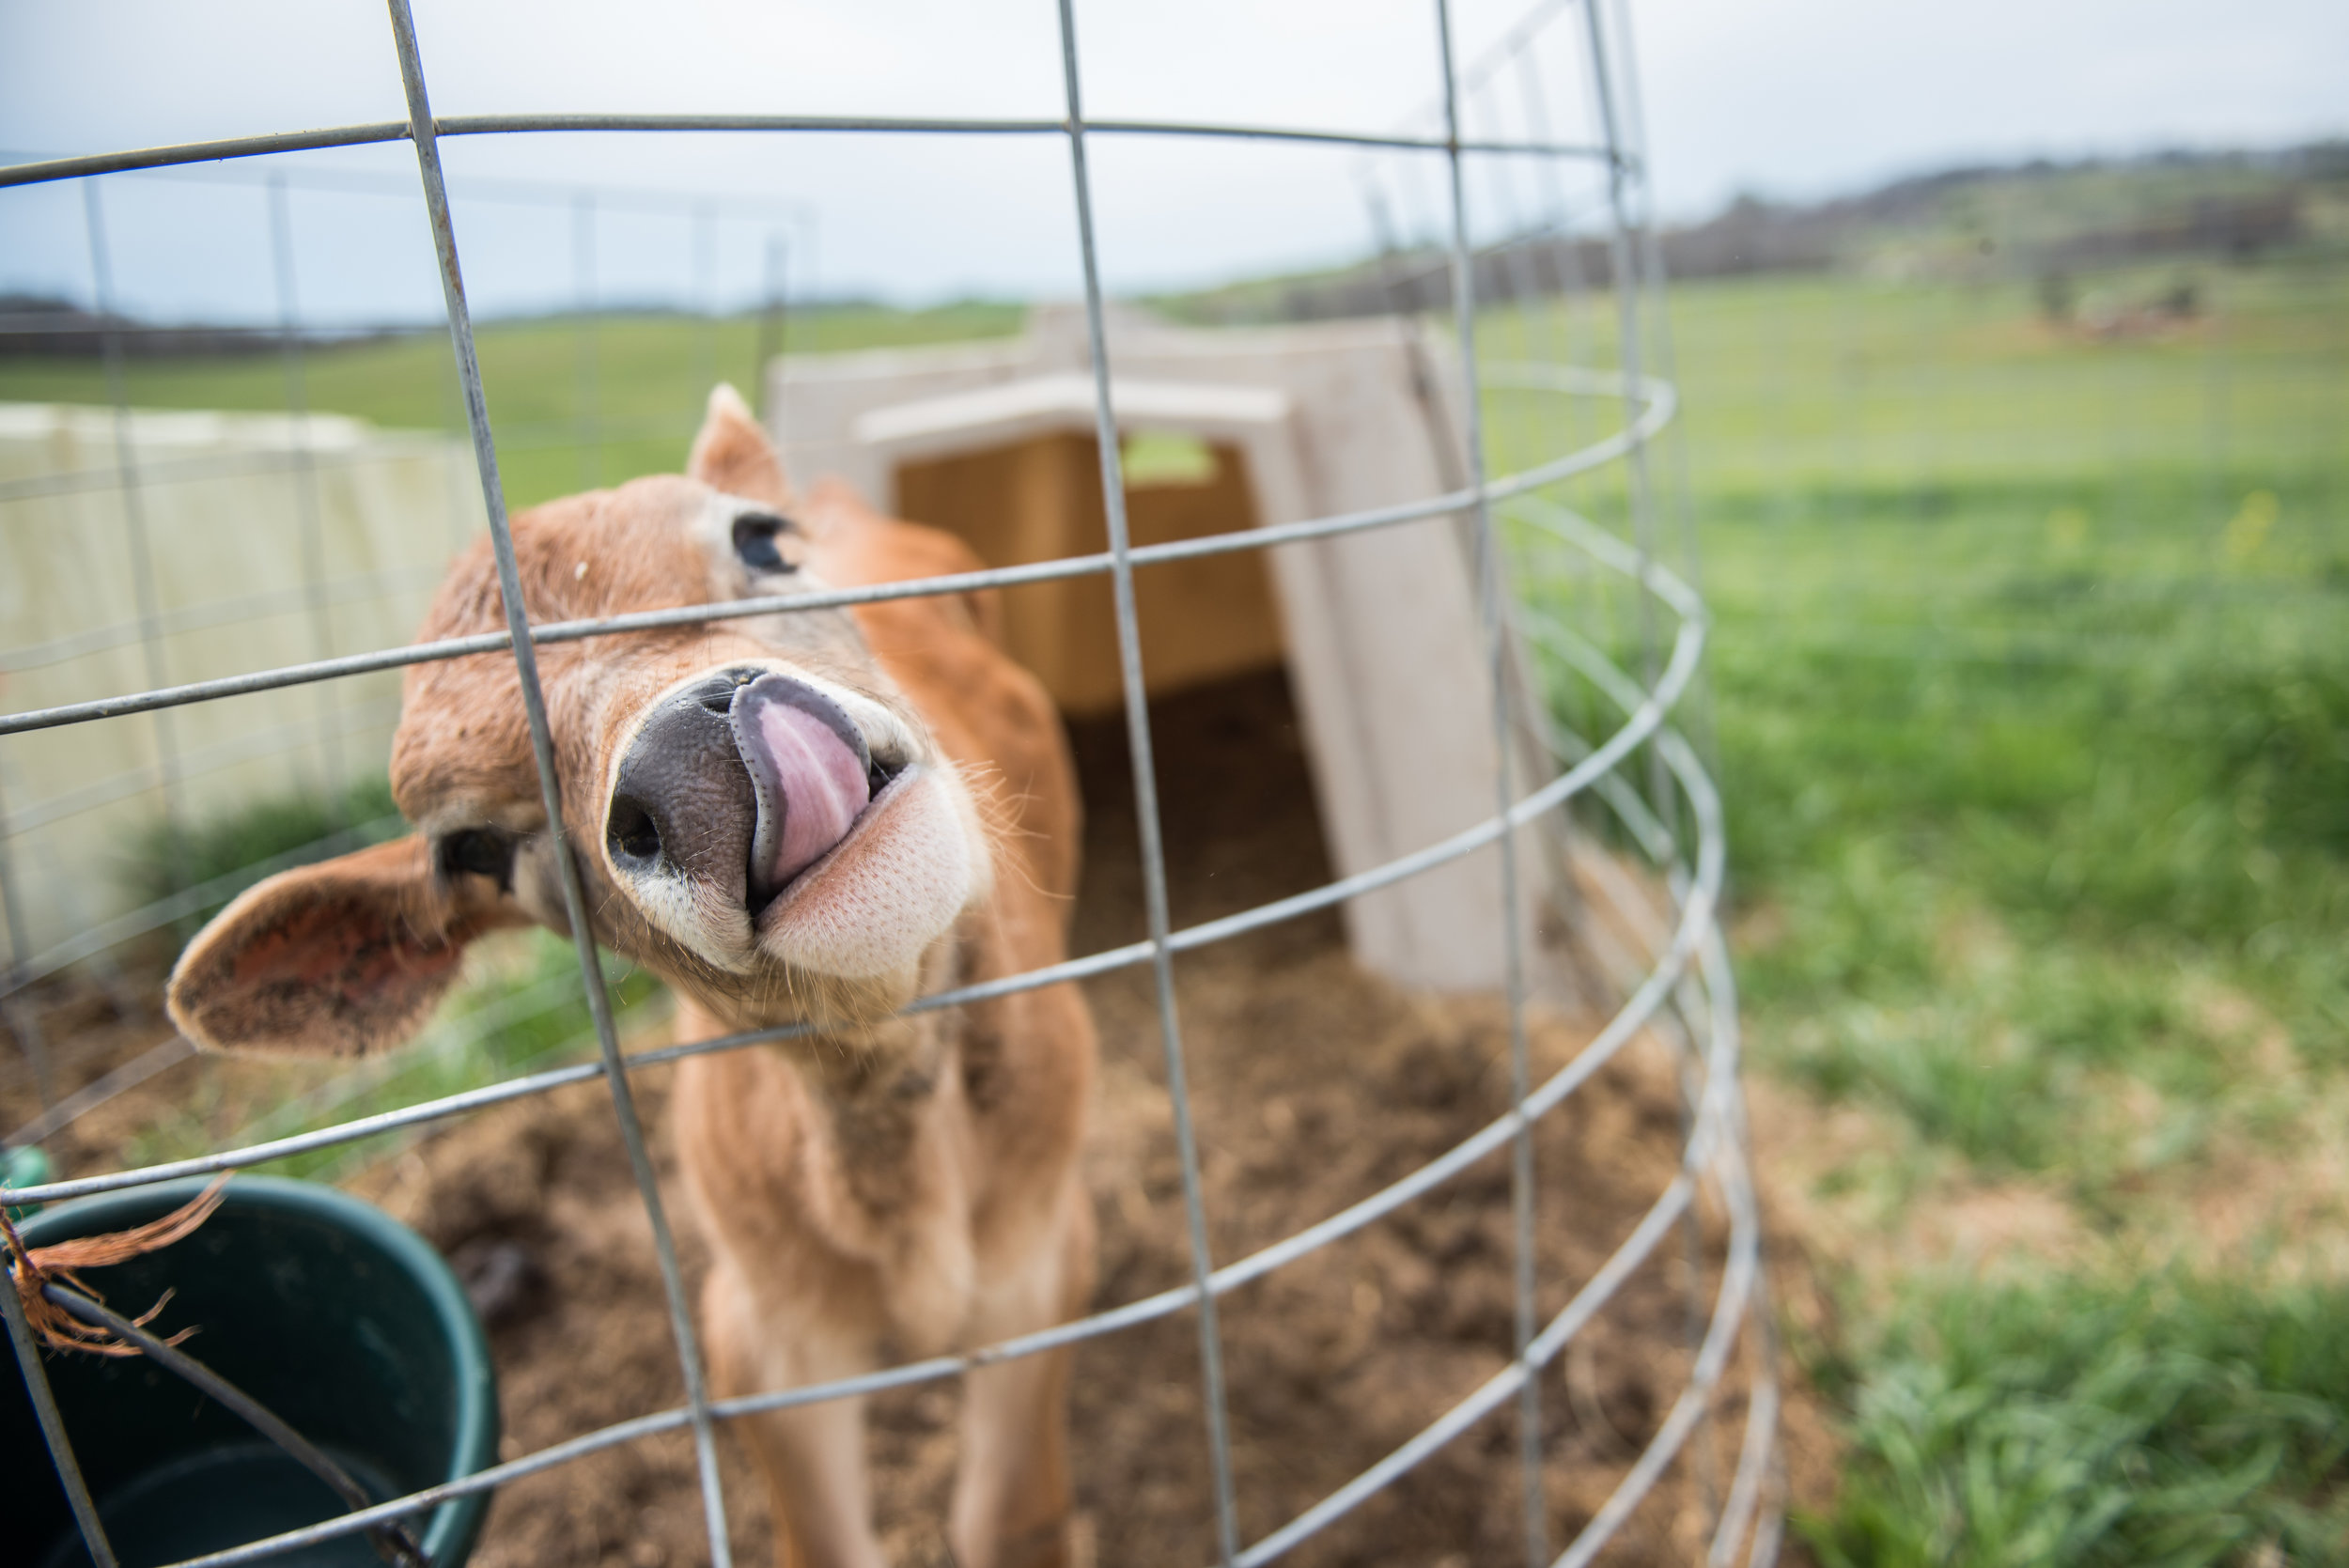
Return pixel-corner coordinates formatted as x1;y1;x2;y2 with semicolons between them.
605;667;880;920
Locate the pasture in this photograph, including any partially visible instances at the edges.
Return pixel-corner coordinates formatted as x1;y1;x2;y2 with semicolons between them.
1641;257;2349;1560
5;250;2345;1559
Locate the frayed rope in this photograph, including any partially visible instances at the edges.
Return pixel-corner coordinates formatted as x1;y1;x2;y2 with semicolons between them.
1;1174;228;1356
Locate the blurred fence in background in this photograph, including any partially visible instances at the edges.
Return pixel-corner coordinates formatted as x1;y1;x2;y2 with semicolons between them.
1334;159;2349;885
0;166;807;1078
0;405;474;960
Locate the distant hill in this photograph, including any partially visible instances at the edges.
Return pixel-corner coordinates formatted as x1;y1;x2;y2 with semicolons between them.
0;295;430;360
0;294;900;362
1158;141;2349;325
0;295;286;359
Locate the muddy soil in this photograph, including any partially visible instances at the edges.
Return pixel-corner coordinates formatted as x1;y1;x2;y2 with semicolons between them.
350;671;1828;1565
17;669;1830;1562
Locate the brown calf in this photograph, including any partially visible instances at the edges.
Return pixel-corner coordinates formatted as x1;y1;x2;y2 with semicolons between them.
166;388;1097;1568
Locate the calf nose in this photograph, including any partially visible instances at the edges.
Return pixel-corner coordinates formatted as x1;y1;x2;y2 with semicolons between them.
605;670;761;901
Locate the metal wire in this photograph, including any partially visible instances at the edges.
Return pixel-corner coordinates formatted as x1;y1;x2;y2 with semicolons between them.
4;583;1762;1567
265;171;350;813
1053;2;1242;1558
1430;4;1548;1560
3;535;1709;1210
3;1033;195;1151
0;116;1612;193
0;443;456;508
81;181;189;885
0;697;404;842
3;537;1764;1560
1;2;1779;1563
79;691;1747;1568
380;5;736;1562
7;638;1763;1568
1;1255;119;1568
1;814;404;1002
35;1277;428;1566
0;365;1673;739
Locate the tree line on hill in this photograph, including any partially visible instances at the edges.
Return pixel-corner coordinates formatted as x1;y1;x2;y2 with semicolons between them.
1163;140;2349;325
6;142;2341;353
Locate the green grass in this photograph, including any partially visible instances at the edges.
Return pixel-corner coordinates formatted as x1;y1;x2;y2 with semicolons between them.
123;773;404;938
119;929;667;1185
1805;1273;2349;1567
1675;268;2349;1551
0;301;1023;510
12;254;2347;1554
97;773;666;1183
1483;252;2348;1551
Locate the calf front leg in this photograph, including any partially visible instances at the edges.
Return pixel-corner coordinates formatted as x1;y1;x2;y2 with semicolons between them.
704;1259;887;1568
950;1183;1097;1568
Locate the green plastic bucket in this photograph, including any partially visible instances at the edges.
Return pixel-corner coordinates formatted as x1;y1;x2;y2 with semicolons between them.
5;1175;498;1567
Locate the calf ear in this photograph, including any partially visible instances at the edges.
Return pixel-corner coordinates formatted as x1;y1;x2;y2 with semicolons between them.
167;836;501;1057
687;382;792;510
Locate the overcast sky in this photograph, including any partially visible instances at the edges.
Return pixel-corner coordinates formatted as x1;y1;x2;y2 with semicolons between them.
2;0;2343;324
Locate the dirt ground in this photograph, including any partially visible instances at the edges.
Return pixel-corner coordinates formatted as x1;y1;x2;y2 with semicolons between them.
12;671;1834;1563
351;672;1828;1565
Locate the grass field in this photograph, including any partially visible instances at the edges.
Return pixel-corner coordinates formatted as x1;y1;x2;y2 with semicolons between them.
1550;257;2349;1561
7;251;2346;1560
0;301;1024;512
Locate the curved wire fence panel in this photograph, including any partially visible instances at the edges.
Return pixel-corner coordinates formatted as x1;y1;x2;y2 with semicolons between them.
0;0;1781;1562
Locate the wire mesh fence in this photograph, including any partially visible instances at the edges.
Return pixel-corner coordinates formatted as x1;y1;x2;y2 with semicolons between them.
1;0;1781;1563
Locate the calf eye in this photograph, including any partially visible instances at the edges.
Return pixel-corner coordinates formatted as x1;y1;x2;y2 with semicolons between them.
440;828;513;890
733;512;799;576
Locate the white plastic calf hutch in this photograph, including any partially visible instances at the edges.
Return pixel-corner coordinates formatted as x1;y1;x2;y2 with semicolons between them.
769;305;1545;995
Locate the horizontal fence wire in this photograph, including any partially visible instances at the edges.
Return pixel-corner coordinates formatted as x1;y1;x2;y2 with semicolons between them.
1;815;405;1000
0;367;1674;738
1;1;1776;1562
0;697;401;841
0;116;1616;193
100;706;1748;1568
4;533;1773;1568
0;510;1710;1210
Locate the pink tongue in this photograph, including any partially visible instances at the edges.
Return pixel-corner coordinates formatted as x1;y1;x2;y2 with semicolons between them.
753;700;871;885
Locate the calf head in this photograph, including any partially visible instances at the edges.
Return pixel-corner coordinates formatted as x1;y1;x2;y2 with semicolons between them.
167;387;989;1055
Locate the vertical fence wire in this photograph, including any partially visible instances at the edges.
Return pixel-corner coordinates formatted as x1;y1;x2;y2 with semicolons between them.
266;172;350;814
1512;42;1609;765
1609;0;1717;788
379;3;737;1563
754;233;787;420
1576;0;1668;831
82;181;189;877
1473;48;1595;950
1610;2;1751;1519
1575;1;1722;1522
574;191;601;489
693;202;720;399
0;765;59;1126
1432;3;1548;1560
0;1260;117;1567
1053;2;1243;1559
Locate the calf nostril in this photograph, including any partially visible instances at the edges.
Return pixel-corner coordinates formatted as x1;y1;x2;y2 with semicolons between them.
694;669;760;716
606;795;663;868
